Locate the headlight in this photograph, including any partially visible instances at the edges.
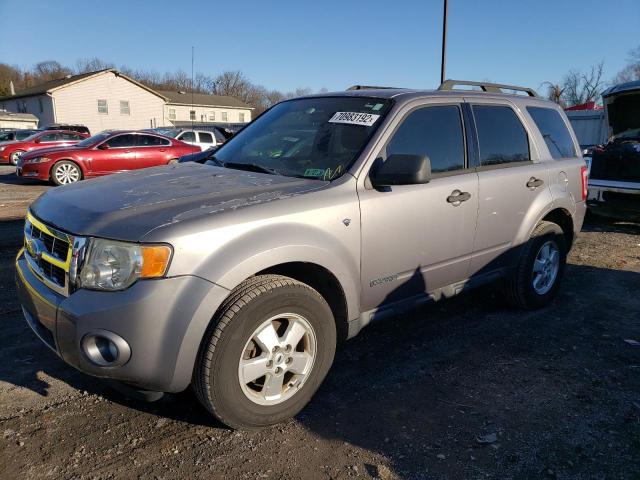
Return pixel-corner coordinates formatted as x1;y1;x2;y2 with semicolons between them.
26;157;51;164
78;238;172;291
0;146;5;152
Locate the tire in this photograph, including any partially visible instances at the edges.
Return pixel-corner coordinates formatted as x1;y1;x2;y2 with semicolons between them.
51;160;82;186
193;274;336;429
9;150;24;166
505;221;567;309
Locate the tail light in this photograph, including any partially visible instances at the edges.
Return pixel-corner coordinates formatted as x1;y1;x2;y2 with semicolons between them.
580;165;588;201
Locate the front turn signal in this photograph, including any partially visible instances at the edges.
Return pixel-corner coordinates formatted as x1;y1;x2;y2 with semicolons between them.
141;245;172;278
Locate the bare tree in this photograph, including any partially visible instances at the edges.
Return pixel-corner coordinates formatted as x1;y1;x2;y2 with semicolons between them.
561;61;605;106
613;46;640;84
541;81;565;107
33;61;72;81
75;57;115;73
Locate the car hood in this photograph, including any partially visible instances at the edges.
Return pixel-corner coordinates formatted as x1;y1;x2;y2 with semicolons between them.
30;163;327;241
0;140;18;147
21;145;79;158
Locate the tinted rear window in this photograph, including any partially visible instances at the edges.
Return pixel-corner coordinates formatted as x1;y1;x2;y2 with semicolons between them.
473;105;530;166
385;105;465;173
527;107;576;159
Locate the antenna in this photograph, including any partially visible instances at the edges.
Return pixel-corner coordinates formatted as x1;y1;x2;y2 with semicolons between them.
191;46;195;130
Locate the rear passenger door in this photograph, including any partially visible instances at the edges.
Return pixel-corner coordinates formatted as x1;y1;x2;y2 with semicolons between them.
358;101;479;312
466;101;552;275
197;131;215;151
135;134;172;168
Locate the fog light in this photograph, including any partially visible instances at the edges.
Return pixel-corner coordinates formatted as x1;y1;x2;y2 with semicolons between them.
81;330;131;367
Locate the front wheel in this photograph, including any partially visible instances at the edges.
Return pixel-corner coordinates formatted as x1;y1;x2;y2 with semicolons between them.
193;275;336;429
51;160;82;186
9;150;24;166
505;221;567;309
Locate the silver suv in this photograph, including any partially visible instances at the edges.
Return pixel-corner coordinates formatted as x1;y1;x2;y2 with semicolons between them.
16;81;587;429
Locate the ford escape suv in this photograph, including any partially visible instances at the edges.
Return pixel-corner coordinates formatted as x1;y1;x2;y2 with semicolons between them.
16;80;587;429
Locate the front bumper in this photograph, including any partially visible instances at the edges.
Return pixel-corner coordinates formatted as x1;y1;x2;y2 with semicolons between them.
16;249;230;392
16;161;50;180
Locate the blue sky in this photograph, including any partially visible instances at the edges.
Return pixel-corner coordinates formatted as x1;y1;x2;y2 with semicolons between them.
1;0;638;93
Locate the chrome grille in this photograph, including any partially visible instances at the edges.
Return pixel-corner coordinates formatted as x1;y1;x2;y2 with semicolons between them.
24;213;74;296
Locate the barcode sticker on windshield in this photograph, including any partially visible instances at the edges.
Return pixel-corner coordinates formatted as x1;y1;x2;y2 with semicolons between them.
329;112;380;126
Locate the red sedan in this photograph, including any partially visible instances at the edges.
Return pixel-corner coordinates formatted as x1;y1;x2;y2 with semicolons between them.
16;130;200;185
0;130;89;165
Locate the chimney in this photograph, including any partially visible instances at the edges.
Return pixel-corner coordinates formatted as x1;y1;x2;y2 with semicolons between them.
9;81;15;96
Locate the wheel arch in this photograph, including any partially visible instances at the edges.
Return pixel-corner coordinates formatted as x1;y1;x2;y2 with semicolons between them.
256;262;350;341
49;158;85;180
541;208;574;249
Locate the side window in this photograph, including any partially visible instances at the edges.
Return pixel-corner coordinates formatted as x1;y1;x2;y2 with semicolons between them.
40;133;59;142
59;132;76;140
526;106;576;159
472;105;530;166
384;105;466;174
138;135;170;146
198;132;214;144
106;134;136;148
179;131;196;142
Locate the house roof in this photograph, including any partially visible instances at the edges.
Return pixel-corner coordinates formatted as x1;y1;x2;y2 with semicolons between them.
0;111;38;121
0;69;168;101
158;90;253;110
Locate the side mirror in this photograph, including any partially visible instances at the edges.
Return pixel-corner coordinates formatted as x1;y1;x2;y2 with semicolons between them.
97;143;110;150
34;138;41;144
370;154;431;187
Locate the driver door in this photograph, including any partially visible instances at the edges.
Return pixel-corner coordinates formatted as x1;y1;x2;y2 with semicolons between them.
358;101;479;312
88;133;137;175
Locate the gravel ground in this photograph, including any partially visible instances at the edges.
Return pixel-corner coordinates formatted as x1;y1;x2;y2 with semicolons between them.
0;165;639;480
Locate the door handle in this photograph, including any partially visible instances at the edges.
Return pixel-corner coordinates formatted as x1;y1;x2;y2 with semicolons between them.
446;190;471;206
526;177;544;189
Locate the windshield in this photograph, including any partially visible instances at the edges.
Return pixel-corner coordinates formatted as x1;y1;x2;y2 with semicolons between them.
208;97;391;180
16;130;38;140
75;132;111;148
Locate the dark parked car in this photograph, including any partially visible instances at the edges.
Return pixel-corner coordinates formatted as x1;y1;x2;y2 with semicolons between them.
587;80;640;219
0;129;39;143
17;130;200;185
177;146;217;163
40;124;91;136
0;130;89;165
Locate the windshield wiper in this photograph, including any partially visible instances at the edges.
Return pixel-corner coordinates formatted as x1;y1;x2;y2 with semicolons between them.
221;161;281;176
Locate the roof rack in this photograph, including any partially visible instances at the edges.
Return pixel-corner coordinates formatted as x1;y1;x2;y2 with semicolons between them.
346;85;400;91
438;79;539;97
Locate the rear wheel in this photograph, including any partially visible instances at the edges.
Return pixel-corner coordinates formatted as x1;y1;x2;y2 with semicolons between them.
193;275;336;429
9;150;24;166
51;160;82;186
505;221;567;309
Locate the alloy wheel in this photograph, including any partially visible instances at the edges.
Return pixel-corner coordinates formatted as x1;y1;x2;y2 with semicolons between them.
238;313;317;406
54;163;80;184
532;240;560;295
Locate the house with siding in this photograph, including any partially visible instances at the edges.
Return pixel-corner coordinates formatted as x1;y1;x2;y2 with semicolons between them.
0;69;253;134
158;90;252;126
0;69;168;134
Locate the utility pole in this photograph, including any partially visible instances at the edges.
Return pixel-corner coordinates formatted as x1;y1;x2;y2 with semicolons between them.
440;0;448;85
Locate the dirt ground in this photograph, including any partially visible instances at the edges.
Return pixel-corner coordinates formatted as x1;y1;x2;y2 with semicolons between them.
0;164;639;480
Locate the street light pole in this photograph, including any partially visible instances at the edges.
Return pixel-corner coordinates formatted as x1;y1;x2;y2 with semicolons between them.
440;0;448;85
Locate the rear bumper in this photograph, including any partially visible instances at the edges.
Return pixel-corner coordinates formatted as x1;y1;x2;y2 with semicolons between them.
16;250;231;392
587;180;640;219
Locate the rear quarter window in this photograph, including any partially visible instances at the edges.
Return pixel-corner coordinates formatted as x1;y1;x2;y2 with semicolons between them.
527;106;576;159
